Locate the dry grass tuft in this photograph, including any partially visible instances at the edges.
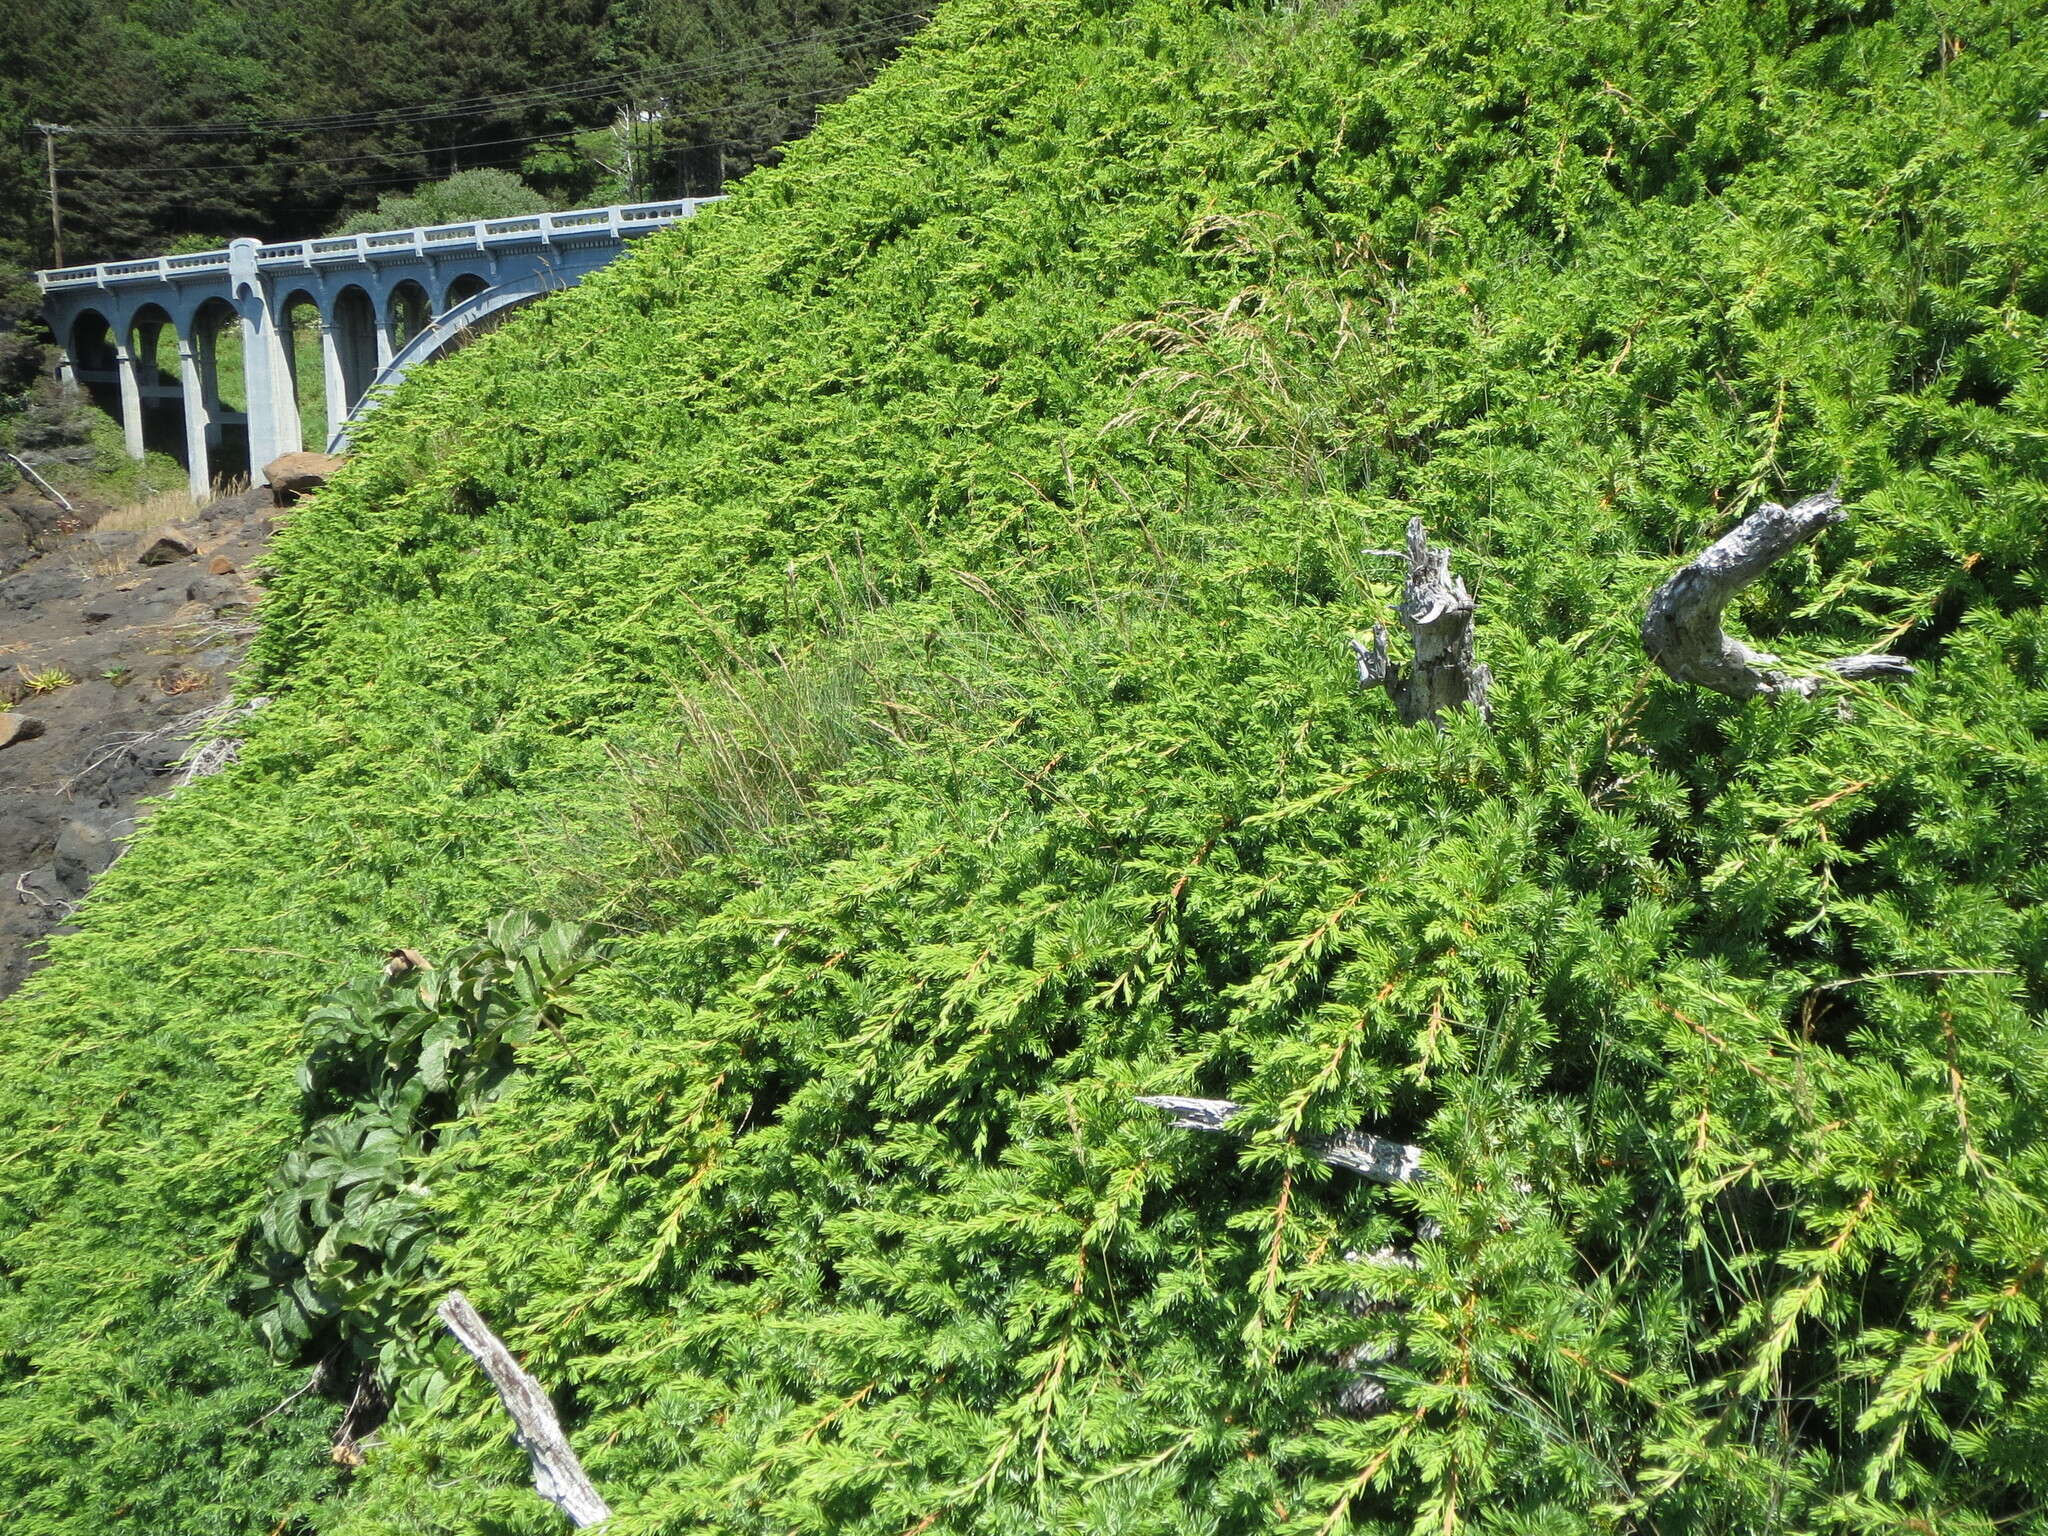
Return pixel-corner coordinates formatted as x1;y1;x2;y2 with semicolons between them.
156;667;212;696
93;475;250;536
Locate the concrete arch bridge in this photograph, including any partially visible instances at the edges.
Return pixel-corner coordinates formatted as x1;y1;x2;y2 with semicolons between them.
36;199;713;497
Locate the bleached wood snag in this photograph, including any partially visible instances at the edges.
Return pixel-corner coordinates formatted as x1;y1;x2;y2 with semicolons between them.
1641;489;1915;699
1351;517;1493;727
1137;1095;1426;1184
1138;1096;1428;1415
439;1292;612;1528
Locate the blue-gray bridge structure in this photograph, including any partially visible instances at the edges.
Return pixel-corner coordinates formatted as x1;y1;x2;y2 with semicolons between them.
36;199;713;497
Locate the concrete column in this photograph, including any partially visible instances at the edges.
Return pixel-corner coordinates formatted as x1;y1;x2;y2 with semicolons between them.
177;336;211;501
227;240;278;475
239;309;278;474
196;323;223;450
113;343;145;460
320;319;345;452
374;314;395;371
269;304;302;457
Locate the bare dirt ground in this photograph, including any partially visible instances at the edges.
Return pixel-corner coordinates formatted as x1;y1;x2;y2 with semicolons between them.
0;482;277;998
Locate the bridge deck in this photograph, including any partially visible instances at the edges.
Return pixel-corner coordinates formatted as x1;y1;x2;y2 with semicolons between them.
35;199;708;292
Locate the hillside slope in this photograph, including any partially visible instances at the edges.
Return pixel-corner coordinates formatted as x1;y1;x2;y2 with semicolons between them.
4;2;2047;1532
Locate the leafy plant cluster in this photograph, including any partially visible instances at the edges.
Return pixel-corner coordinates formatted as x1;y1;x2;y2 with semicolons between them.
246;912;598;1380
1;2;2046;1534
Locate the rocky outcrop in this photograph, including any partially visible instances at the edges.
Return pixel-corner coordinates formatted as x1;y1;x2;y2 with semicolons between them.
263;451;346;507
0;486;276;998
138;529;199;566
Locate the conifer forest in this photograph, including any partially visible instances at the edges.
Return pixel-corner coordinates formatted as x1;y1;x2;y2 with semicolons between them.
2;1;2047;1533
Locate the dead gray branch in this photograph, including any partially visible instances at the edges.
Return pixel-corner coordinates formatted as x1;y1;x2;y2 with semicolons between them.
1135;1095;1426;1185
438;1291;611;1529
1350;517;1492;727
4;451;73;512
1640;490;1914;699
1140;1097;1431;1414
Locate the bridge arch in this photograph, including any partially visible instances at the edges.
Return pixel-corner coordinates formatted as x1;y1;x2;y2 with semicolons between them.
444;271;490;311
387;280;431;352
186;297;244;484
125;302;184;461
66;307;118;379
63;308;127;444
273;287;326;454
126;302;175;372
329;285;381;416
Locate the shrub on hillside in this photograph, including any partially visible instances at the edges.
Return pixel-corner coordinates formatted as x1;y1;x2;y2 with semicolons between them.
3;2;2046;1534
327;169;552;237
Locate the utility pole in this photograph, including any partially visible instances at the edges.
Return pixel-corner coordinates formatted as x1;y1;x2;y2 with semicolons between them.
32;122;74;268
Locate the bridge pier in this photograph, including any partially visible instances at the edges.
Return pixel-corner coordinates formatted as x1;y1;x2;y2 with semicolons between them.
266;306;301;458
319;320;345;451
238;309;277;477
176;336;211;500
113;343;145;461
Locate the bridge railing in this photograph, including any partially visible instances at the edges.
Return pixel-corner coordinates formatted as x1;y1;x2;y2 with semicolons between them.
34;199;715;292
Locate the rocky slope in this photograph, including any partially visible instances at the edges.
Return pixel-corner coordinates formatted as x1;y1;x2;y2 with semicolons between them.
0;485;272;996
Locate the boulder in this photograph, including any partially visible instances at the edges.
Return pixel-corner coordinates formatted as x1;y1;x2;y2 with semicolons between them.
53;817;117;897
263;451;345;507
208;554;237;575
137;529;197;566
186;573;251;610
0;713;45;750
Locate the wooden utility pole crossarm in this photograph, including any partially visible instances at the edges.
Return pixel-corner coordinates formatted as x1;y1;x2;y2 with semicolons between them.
438;1291;612;1528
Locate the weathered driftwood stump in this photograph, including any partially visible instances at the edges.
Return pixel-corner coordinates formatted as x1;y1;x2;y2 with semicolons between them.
1137;1095;1428;1414
439;1292;611;1528
1641;490;1914;699
1351;518;1492;726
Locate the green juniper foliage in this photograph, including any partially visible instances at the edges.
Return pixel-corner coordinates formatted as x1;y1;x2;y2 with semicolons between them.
3;1;2048;1532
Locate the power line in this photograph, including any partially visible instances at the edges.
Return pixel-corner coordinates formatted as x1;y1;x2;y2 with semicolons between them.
59;80;877;183
59;10;929;140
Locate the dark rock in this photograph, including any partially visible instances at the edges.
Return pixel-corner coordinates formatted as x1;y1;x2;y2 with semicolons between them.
51;819;126;901
19;445;94;469
1;566;86;611
0;798;61;867
198;487;273;524
138;529;198;566
13;866;68;911
52;817;119;897
0;509;30;575
186;573;250;609
0;714;46;750
79;528;133;560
